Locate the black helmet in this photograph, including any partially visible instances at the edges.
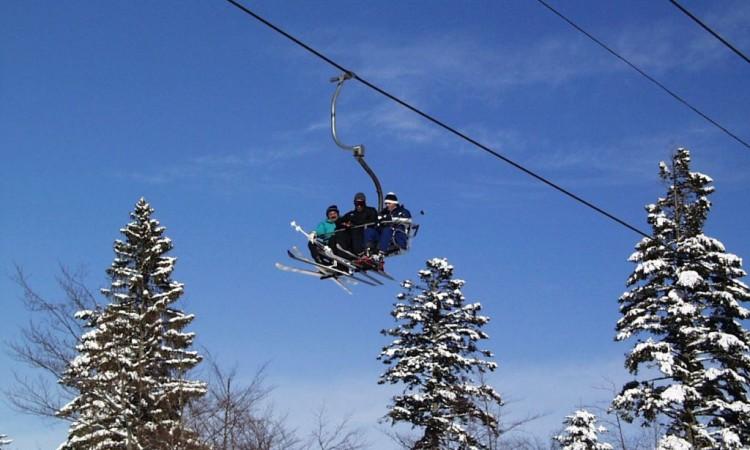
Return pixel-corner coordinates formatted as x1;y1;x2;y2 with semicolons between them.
326;205;339;215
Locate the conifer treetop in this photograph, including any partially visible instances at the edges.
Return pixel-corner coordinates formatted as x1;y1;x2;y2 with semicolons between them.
380;257;502;449
58;198;206;450
554;409;613;450
612;148;750;448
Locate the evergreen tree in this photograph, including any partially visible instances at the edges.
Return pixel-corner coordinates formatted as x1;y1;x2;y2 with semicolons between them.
612;149;750;449
379;258;502;450
0;435;11;448
553;410;613;450
58;198;206;449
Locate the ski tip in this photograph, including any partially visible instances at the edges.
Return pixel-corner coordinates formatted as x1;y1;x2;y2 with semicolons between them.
332;279;353;295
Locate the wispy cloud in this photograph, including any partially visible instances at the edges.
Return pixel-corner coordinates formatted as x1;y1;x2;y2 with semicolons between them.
302;3;749;158
708;2;750;46
124;148;296;186
526;134;675;179
153;5;748;194
439;122;750;212
321;2;748;99
123;128;322;188
333;32;613;94
367;104;444;145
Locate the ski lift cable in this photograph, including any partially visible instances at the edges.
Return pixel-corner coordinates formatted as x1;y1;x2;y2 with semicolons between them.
535;0;750;152
666;0;750;66
223;0;651;239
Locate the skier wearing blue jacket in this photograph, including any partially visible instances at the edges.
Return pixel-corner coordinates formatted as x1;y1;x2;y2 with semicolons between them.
377;192;411;256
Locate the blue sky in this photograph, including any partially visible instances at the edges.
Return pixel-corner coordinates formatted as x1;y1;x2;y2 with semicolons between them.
2;1;749;447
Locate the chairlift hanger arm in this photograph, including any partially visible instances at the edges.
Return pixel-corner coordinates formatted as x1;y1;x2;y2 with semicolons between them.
330;72;359;154
330;73;384;211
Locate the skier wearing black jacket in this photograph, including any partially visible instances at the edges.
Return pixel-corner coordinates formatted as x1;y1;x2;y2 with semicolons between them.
336;192;379;257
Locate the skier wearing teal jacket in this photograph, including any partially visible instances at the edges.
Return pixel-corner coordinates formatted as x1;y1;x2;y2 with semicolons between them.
308;205;339;263
314;205;338;243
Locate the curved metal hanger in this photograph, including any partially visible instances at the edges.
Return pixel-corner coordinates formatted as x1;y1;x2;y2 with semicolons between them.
330;72;383;211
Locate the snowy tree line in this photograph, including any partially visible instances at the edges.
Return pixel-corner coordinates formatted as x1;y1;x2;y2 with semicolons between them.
2;200;513;449
4;147;750;449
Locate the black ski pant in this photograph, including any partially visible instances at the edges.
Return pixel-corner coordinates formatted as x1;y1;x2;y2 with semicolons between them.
308;240;333;264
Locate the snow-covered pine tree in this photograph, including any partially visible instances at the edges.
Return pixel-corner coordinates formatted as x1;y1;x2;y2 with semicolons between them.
58;198;206;450
379;258;502;450
0;435;11;448
612;148;750;449
553;410;613;450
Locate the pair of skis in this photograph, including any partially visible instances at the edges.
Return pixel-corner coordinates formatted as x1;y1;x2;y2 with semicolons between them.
288;246;384;285
275;246;387;294
274;260;359;295
275;222;394;294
